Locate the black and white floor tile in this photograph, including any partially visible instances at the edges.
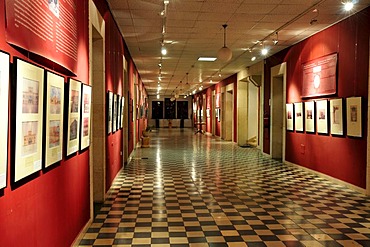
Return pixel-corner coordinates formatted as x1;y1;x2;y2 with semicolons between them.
79;128;370;247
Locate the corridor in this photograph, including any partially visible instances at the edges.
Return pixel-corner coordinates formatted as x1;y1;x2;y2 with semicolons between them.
79;129;370;247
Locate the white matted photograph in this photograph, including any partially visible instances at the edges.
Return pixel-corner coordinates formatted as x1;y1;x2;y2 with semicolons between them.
330;98;343;135
45;71;64;168
316;99;328;134
14;58;44;182
107;91;113;134
80;84;91;150
286;103;294;131
0;51;9;189
113;94;117;133
66;78;81;156
294;102;303;132
304;101;315;133
120;96;125;129
346;97;362;137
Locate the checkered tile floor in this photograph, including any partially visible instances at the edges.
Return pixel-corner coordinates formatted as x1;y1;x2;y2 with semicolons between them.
79;128;370;247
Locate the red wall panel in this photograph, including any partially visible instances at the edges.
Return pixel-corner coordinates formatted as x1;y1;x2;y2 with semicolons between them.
0;0;90;246
264;7;369;188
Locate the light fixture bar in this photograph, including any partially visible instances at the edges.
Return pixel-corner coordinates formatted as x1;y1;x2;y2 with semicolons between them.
198;57;217;62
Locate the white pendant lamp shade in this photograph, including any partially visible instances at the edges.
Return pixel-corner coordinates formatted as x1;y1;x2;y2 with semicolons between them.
217;24;232;62
217;46;232;62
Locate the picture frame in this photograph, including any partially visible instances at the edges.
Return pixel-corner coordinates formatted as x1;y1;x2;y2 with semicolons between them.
346;97;362;137
330;98;343;136
66;78;81;156
117;95;121;130
80;84;92;150
304;101;315;133
206;109;210;118
316;99;328;134
45;71;64;168
120;96;125;129
112;94;117;133
0;51;9;188
294;102;303;132
286;103;294;131
14;58;44;182
107;91;113;134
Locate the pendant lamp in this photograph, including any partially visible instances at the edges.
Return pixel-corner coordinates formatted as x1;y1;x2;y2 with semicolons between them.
217;24;232;62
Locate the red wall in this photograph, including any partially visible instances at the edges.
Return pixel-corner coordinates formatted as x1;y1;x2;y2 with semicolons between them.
195;74;237;140
93;0;147;190
264;7;369;188
0;0;90;246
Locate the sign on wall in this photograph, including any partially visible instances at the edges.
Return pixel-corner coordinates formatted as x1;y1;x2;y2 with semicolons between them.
302;53;337;98
5;0;79;74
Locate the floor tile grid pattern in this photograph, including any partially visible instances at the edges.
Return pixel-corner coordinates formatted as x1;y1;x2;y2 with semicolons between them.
79;129;370;247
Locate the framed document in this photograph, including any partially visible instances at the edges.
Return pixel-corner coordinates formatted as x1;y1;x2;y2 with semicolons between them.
117;95;121;130
45;71;64;168
14;58;44;182
286;103;294;131
304;101;315;133
107;91;113;134
113;94;117;133
80;84;92;150
66;79;81;156
346;97;362;137
0;51;9;188
120;96;125;129
294;102;303;132
330;98;343;136
316;99;328;134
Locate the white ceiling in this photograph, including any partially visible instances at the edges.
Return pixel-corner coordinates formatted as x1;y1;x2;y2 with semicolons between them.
107;0;370;96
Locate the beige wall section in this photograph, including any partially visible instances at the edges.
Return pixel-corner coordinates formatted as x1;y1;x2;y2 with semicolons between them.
236;62;263;148
270;63;286;161
89;0;106;213
367;40;370;195
122;57;128;164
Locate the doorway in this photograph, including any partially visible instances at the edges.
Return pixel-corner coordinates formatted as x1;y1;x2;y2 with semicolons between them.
89;0;106;217
221;85;234;141
270;63;286;161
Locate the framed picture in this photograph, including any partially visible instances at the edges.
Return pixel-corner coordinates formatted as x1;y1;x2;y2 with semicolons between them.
215;108;219;119
206;109;210;118
330;98;343;136
0;51;9;188
14;58;44;182
120;96;125;129
346;97;362;137
66;78;81;156
117;95;121;130
112;94;117;133
316;99;328;134
294;102;303;132
304;101;315;133
80;84;92;150
286;103;294;131
107;91;113;134
45;71;64;168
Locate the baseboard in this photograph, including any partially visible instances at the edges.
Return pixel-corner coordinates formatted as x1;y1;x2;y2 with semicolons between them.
71;218;93;247
284;160;366;195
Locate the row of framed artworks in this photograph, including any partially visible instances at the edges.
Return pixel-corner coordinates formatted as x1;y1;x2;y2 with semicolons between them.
286;97;362;137
107;91;124;134
0;51;92;188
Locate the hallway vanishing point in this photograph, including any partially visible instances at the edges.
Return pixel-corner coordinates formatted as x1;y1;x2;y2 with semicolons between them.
79;128;370;247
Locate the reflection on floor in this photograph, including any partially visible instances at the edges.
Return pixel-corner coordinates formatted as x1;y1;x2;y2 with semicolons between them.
79;128;370;247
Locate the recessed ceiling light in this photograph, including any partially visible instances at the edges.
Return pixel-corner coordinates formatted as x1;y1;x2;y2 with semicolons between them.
261;48;268;56
344;1;354;11
251;56;256;61
198;57;217;62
